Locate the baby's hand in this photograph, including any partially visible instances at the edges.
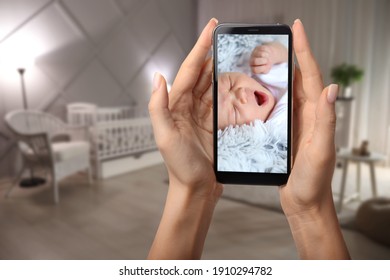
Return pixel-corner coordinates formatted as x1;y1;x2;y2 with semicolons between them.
250;42;288;74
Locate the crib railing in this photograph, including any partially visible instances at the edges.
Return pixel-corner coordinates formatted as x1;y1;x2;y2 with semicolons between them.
67;103;156;178
91;118;156;161
67;103;149;126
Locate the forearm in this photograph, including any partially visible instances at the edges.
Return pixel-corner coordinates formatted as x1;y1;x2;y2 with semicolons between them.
286;195;350;259
148;182;218;259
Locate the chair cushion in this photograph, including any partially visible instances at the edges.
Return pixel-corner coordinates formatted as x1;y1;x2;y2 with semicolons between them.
356;198;390;247
52;141;90;162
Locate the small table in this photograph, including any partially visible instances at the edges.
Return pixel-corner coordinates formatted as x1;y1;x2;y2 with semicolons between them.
336;150;386;212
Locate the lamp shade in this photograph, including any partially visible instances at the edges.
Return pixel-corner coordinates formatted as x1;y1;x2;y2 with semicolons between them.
0;33;41;70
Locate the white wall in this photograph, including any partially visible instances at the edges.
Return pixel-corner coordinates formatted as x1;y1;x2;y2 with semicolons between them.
0;0;197;178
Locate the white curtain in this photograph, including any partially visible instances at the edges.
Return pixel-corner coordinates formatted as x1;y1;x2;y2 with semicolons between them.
198;0;390;156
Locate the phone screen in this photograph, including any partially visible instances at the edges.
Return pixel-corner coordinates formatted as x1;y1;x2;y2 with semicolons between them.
213;24;292;185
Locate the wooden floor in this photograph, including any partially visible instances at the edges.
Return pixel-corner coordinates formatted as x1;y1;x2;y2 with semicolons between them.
0;164;389;260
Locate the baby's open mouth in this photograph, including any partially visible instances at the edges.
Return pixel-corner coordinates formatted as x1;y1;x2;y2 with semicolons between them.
254;91;268;106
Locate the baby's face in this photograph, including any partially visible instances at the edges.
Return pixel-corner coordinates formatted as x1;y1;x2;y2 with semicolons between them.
217;72;275;129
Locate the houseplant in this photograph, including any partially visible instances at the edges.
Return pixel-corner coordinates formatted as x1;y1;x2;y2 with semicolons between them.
331;63;364;98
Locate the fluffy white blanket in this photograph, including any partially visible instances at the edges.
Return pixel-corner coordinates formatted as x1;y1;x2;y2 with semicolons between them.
218;118;287;173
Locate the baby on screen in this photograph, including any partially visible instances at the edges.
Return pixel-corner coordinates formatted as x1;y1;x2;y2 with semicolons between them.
218;41;288;129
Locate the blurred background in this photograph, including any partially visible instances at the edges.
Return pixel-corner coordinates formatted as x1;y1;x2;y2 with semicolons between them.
0;0;389;259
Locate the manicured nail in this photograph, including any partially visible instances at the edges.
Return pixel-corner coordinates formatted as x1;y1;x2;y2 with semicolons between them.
153;72;161;92
327;84;338;103
294;19;302;24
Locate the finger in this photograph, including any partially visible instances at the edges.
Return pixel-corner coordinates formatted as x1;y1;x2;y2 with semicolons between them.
293;19;323;102
149;72;175;148
172;18;217;94
250;57;268;66
252;65;270;74
293;66;305;102
292;66;312;152
311;84;338;158
252;47;270;58
193;57;212;101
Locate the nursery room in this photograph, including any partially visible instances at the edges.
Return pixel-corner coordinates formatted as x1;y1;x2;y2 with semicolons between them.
0;0;389;260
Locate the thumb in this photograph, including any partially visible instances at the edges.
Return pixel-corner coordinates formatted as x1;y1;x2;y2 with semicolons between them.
311;84;338;152
149;72;175;147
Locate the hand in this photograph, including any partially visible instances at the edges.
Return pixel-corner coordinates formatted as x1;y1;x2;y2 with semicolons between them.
250;41;288;74
279;19;350;259
280;20;336;218
148;18;221;259
149;19;222;201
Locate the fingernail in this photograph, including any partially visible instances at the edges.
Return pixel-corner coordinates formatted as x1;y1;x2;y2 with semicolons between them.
294;19;302;24
210;18;218;25
153;72;161;92
327;84;338;103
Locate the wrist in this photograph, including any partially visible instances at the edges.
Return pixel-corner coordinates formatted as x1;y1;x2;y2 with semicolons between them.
166;182;218;217
286;206;332;236
148;180;222;259
282;189;335;239
168;176;223;206
285;198;350;259
165;180;221;224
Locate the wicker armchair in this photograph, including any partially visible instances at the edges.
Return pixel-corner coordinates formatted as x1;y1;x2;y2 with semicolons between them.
4;110;92;204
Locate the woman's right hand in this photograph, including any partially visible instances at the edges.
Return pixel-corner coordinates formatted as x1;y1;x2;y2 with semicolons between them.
149;18;221;201
148;18;221;259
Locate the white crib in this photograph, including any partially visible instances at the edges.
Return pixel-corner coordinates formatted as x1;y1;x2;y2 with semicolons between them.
67;103;160;178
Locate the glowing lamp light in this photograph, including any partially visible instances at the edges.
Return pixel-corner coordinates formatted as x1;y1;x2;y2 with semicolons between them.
0;33;44;71
1;45;35;70
0;32;46;110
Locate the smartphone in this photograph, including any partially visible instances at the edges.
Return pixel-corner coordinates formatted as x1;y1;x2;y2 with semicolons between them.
213;23;292;185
